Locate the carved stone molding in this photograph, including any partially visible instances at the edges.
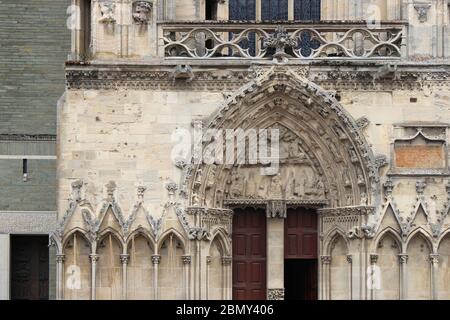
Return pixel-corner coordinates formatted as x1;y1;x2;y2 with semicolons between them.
0;134;56;142
267;288;285;300
318;206;376;217
65;66;450;92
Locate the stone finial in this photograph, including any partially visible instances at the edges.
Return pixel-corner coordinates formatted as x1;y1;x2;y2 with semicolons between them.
137;185;146;200
166;182;178;196
106;181;117;200
383;178;394;199
416;180;426;195
71;179;83;202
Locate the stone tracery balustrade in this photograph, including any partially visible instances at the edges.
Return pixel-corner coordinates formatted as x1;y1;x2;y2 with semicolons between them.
159;21;407;60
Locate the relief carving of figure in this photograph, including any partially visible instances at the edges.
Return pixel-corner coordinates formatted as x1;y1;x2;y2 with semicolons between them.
268;175;283;199
133;1;152;24
206;165;216;189
229;169;245;198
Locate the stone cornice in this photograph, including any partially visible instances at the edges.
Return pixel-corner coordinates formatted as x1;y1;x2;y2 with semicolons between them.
66;64;450;91
318;206;376;217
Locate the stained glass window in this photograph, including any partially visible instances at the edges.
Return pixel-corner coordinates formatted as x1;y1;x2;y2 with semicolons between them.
294;0;321;21
261;0;289;20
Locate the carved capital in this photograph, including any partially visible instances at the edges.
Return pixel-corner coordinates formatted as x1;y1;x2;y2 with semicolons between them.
399;254;408;264
370;254;379;264
89;254;99;263
56;254;65;263
182;255;192;265
120;254;130;265
222;256;232;266
346;255;353;263
430;254;440;265
267;288;285;300
321;255;331;265
206;256;212;265
151;254;161;265
414;3;431;23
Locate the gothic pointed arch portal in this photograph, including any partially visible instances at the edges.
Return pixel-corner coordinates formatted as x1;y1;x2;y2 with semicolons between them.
182;65;383;213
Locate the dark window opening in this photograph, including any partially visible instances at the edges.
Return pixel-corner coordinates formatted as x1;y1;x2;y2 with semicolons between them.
22;159;28;182
206;0;219;20
81;0;91;59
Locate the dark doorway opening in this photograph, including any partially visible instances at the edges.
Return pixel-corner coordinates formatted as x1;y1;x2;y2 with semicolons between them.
232;207;267;300
284;259;318;300
284;208;318;300
10;235;49;300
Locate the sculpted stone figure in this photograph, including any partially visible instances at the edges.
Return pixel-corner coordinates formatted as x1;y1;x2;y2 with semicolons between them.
98;1;116;24
133;1;152;24
268;175;283;199
229;170;245;198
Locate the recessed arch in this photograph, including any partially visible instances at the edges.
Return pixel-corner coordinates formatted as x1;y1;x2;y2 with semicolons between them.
183;66;381;210
373;227;403;254
406;229;433;300
157;228;187;254
209;227;231;257
324;228;349;256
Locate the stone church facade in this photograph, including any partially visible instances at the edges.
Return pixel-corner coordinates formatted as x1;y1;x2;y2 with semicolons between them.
52;0;450;300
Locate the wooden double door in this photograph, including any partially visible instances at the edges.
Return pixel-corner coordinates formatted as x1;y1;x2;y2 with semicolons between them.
10;235;49;300
232;207;318;300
